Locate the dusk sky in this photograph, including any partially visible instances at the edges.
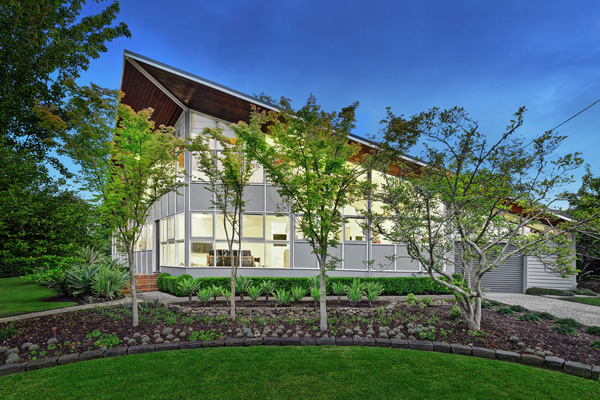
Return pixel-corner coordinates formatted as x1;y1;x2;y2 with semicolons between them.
76;0;600;203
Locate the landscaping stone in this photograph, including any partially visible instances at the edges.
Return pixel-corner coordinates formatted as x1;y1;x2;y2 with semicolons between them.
26;357;58;371
471;347;495;360
244;338;263;346
353;338;375;346
374;338;390;347
390;339;409;349
264;337;281;346
591;366;600;381
128;345;156;355
336;337;354;346
0;362;27;377
203;340;225;348
79;349;105;362
543;356;565;371
495;350;520;363
409;340;433;351
155;343;179;352
300;338;316;346
58;353;80;365
104;347;128;357
450;344;471;356
564;361;592;379
280;337;300;346
315;338;335;346
521;354;544;367
224;338;245;347
178;341;203;350
432;342;451;353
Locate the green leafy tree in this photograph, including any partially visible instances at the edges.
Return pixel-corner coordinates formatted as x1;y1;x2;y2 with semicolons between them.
237;95;378;331
188;128;256;319
40;84;185;326
369;106;596;330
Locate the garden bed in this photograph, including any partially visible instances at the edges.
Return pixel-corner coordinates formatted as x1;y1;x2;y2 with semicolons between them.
1;298;600;366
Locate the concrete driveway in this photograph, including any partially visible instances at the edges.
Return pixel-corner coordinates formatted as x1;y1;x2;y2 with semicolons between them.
485;293;600;326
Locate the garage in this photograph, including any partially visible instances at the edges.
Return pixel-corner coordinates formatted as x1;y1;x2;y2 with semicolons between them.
455;246;524;293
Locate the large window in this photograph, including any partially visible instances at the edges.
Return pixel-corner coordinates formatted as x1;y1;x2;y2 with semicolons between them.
192;213;213;237
159;214;184;267
243;214;264;238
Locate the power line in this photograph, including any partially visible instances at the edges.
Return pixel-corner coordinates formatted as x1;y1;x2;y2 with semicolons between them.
551;97;600;131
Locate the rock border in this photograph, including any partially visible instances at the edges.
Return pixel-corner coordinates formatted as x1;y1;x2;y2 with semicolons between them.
1;339;599;382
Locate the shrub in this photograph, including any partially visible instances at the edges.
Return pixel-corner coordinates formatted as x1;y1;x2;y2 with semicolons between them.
497;307;514;316
247;285;262;301
331;282;345;300
196;288;212;304
94;333;121;349
177;277;200;304
172;274;193;297
481;301;496;309
532;311;555;320
235;276;251;301
519;313;542;323
585;326;600;336
450;305;462;318
420;296;434;307
291;286;307;302
65;264;100;296
574;288;597;296
592;340;600;351
346;286;362;304
156;273;170;292
260;280;276;302
550;324;578;336
405;293;419;306
310;286;320;303
273;289;292;306
555;318;582;328
221;288;231;304
525;287;570;296
210;284;222;301
510;305;528;313
91;267;129;300
365;282;384;306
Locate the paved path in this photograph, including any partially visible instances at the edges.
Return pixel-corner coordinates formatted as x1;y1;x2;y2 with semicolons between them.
485;293;600;326
0;298;129;324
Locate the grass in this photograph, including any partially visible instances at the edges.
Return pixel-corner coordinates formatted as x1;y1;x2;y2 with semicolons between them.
562;297;600;307
0;347;599;399
0;277;77;318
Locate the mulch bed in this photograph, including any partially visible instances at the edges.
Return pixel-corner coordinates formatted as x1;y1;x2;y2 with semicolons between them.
1;299;599;366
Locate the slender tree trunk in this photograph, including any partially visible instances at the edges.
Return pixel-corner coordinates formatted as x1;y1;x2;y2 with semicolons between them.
319;254;328;332
457;294;481;330
127;246;139;327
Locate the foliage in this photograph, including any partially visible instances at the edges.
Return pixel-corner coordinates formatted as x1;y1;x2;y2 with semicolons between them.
235;276;251;301
550;324;578;336
406;293;419;306
532;311;556;320
332;282;346;300
365;281;384;306
420;296;434;307
497;307;515;316
178;277;200;304
65;264;100;296
291;286;307;302
525;287;572;296
591;340;600;351
260;280;276;301
555;318;582;328
585;326;600;336
188;329;226;342
91;267;129;300
310;286;321;303
273;289;292;306
574;288;597;296
93;333;120;349
346;286;363;304
481;301;496;309
519;314;542;322
450;305;462;318
369;106;591;330
247;285;262;301
237;95;379;331
0;323;18;340
197;288;212;304
211;285;223;301
509;305;528;313
156;273;170;292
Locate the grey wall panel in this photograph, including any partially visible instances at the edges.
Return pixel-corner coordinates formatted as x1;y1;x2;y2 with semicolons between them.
344;244;367;270
243;185;265;212
266;186;287;212
168;192;176;215
176;189;185;212
396;257;420;271
294;242;317;268
190;184;213;211
372;245;395;272
456;245;524;293
526;256;576;290
160;195;168;218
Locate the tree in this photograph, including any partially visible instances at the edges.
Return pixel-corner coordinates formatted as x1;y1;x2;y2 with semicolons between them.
369;106;593;330
188;128;256;319
237;95;377;331
39;84;185;326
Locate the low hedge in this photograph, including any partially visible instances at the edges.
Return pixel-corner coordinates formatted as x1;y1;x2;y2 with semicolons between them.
0;255;77;278
156;273;454;297
526;287;573;296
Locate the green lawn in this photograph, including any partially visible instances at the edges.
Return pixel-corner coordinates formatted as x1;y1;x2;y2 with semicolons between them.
0;277;77;318
563;297;600;307
0;347;598;399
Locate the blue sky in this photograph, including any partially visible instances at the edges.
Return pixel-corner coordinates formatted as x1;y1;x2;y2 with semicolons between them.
76;0;600;201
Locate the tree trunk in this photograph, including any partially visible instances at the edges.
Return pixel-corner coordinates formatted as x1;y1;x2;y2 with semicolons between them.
127;246;138;327
319;255;328;332
457;295;481;330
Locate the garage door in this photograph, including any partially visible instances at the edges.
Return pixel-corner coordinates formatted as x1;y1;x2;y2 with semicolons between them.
455;245;524;293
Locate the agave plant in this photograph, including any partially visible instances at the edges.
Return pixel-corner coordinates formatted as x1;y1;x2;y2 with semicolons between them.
91;267;129;300
221;288;232;304
74;245;109;267
260;280;276;302
291;286;307;302
210;284;222;301
178;277;200;305
331;282;345;300
346;286;363;304
365;281;384;307
197;288;212;304
273;289;292;306
310;286;320;303
66;264;101;296
247;285;263;301
235;276;251;302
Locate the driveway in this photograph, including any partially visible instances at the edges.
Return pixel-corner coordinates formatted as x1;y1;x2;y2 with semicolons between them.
485;293;600;326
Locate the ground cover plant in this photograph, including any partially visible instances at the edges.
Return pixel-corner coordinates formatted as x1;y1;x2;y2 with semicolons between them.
2;297;600;367
563;297;600;307
0;277;77;318
1;347;599;400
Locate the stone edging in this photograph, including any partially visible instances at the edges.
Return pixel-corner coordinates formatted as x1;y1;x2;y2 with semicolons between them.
1;338;599;381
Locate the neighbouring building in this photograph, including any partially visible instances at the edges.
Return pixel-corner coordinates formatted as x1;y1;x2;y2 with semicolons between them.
115;50;576;293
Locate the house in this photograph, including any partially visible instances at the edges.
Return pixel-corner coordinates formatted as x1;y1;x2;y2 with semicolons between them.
116;50;576;294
